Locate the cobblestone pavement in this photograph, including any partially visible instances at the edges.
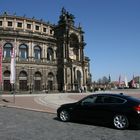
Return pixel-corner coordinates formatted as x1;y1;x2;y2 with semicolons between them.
0;89;140;114
0;108;140;140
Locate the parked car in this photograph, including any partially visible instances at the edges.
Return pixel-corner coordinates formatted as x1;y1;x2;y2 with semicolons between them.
57;93;140;129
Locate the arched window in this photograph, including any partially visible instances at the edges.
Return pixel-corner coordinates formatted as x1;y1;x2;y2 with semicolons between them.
19;44;28;59
47;48;53;61
77;70;82;86
48;72;54;80
69;34;79;60
3;70;10;77
70;34;79;48
35;71;42;78
19;71;27;77
3;43;13;58
34;46;41;60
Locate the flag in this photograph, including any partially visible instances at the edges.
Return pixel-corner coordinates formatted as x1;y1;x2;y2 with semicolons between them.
131;75;135;88
10;46;16;84
124;76;128;87
0;45;2;84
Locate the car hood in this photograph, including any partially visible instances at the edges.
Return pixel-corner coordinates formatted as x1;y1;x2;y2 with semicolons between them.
60;102;77;108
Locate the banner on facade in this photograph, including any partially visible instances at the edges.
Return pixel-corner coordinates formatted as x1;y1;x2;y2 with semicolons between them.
10;47;16;84
0;45;2;84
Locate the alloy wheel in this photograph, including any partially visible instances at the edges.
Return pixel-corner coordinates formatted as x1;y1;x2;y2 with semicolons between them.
59;110;70;122
113;115;129;129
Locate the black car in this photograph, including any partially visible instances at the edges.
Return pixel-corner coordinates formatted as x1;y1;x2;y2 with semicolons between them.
57;93;140;129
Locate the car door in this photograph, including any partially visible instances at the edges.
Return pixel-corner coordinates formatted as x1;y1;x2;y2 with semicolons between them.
92;95;125;123
71;95;99;121
76;95;114;122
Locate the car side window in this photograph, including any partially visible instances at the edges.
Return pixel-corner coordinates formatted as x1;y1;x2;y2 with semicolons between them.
95;96;104;103
107;97;125;104
81;96;97;106
96;96;125;104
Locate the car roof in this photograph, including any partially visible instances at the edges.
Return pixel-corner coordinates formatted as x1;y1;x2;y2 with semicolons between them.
90;93;140;103
89;93;131;100
91;93;126;97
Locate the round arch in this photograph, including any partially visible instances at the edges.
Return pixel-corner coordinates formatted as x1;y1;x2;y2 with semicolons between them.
3;43;13;58
74;68;83;90
69;33;79;60
19;71;28;91
47;47;54;61
34;71;42;91
47;72;54;91
3;70;11;91
70;33;79;48
19;44;28;59
3;70;10;77
34;45;41;60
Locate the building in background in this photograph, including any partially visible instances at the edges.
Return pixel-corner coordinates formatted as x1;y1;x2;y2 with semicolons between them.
0;8;92;93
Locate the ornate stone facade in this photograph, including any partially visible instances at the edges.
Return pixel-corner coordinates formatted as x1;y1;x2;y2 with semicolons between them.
0;9;92;93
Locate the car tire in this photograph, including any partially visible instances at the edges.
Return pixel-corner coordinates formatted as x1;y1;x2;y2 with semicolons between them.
113;114;129;129
59;110;70;122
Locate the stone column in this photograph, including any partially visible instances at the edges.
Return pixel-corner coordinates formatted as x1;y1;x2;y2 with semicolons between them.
13;18;16;30
53;48;56;60
15;39;19;61
78;49;81;61
82;68;86;87
33;22;35;32
45;44;48;62
29;41;34;62
3;17;6;29
71;67;75;91
63;41;66;59
63;67;67;92
23;20;26;31
42;44;45;62
28;42;32;61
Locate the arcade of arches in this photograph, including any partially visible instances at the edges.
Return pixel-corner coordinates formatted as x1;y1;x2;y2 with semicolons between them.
2;70;55;92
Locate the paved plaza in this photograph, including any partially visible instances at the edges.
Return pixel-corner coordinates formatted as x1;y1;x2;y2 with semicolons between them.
0;89;140;114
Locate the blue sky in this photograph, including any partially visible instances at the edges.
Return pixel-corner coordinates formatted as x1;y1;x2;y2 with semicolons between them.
0;0;140;82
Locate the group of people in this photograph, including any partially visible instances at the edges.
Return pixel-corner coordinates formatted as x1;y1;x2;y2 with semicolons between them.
79;86;87;93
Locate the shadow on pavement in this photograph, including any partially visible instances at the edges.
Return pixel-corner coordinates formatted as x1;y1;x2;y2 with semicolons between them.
53;117;140;130
2;99;10;103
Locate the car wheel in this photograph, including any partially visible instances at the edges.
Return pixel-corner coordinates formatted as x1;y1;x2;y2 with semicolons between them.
113;114;129;129
59;110;70;122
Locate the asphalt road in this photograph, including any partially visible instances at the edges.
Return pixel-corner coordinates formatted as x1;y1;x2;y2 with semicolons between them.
0;107;140;140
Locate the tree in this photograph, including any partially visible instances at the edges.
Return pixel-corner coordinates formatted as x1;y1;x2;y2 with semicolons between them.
102;76;109;84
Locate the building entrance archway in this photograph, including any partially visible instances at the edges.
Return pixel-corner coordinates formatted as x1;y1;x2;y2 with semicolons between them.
19;71;28;91
3;70;11;91
47;72;54;91
34;72;42;91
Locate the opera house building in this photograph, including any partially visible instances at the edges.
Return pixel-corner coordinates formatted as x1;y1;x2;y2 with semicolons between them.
0;8;92;93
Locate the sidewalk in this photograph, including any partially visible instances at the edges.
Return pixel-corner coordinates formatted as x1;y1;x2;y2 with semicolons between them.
0;90;140;114
0;93;89;114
